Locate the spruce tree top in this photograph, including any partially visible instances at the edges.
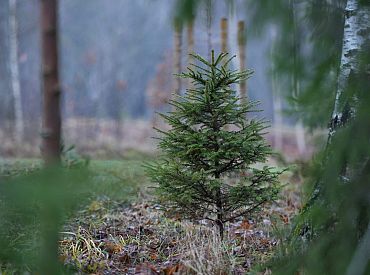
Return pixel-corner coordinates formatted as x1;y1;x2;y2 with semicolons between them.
147;51;281;235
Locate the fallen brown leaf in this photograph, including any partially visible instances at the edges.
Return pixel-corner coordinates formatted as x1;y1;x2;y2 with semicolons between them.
104;242;122;254
162;263;184;275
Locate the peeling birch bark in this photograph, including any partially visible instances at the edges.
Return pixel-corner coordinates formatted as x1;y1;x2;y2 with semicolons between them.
330;0;370;137
304;0;370;232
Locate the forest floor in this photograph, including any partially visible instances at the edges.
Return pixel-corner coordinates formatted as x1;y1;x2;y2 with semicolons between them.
0;154;304;274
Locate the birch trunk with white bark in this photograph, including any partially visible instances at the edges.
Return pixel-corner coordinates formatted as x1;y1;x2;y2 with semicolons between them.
291;0;307;155
303;0;370;224
9;0;23;144
330;0;370;138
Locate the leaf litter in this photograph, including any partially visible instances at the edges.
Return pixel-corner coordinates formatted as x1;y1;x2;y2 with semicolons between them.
59;168;302;275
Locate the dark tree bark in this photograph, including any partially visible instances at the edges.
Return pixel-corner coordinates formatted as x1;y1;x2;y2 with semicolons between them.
186;20;194;90
41;0;61;165
237;20;247;105
172;20;182;110
205;0;213;61
220;17;228;54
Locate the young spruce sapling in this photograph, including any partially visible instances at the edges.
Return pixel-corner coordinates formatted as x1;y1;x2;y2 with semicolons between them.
147;51;282;239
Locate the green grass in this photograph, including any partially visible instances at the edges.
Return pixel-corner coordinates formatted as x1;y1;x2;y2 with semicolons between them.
0;156;154;274
88;159;151;202
0;157;152;201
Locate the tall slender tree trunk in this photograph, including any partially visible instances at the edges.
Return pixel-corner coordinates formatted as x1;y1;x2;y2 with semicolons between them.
273;92;283;150
271;46;283;151
205;0;213;61
41;0;61;165
8;0;23;144
329;0;370;140
173;22;182;105
291;0;306;155
220;18;228;54
220;18;230;130
187;20;194;90
237;20;247;104
302;0;370;219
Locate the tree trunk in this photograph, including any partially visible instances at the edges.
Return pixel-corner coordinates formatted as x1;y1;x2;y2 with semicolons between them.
41;0;61;165
295;120;306;155
206;0;213;61
300;0;370;230
271;43;283;150
187;20;194;90
220;18;228;54
173;22;182;106
216;214;224;240
237;20;247;105
214;172;224;240
291;1;306;155
220;18;231;131
329;0;370;140
8;0;23;144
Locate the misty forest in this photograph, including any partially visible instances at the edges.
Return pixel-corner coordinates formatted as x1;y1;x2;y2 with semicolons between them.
0;0;370;274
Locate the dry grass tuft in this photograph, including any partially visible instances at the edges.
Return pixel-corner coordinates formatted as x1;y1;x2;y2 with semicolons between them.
179;225;234;275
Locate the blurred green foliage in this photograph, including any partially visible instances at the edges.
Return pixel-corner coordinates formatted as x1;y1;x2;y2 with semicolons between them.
173;0;370;273
243;1;370;274
0;156;150;274
247;0;347;129
0;167;91;274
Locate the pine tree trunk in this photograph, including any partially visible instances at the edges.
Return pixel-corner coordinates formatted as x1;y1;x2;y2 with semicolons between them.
238;20;247;105
41;0;61;165
187;20;194;90
220;18;230;131
216;214;224;240
215;173;224;240
220;18;228;54
206;0;213;61
8;0;23;144
173;24;182;101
